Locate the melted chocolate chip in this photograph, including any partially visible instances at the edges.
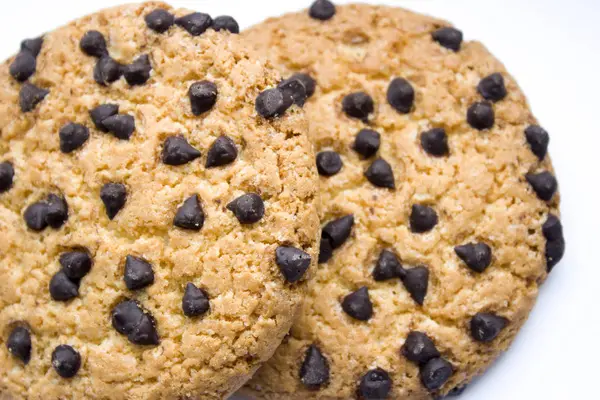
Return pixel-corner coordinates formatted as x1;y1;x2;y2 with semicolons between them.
24;201;49;231
102;114;135;140
353;129;380;158
341;286;373;321
19;83;48;112
7;326;31;364
59;123;89;153
213;15;239;33
162;136;201;165
420;357;453;391
112;300;144;335
358;368;392;400
316;151;343;176
525;125;549;160
189;81;218;116
60;251;92;280
318;236;334;264
342;92;374;122
309;0;336;21
401;331;440;365
467;102;495;130
526;171;557;201
276;246;312;283
182;283;210;317
322;215;354;249
49;271;79;301
10;51;36;82
45;194;68;229
80;30;108;58
206;135;237;168
128;313;159;345
278;77;308;107
175;12;213;36
100;183;127;220
387;78;415;114
255;88;292;118
0;162;15;193
227;193;265;224
454;242;492;273
373;250;404;281
432;27;463;52
93;56;123;86
124;255;155;291
290;73;316;98
470;312;508;342
365;158;395;189
124;54;152;86
51;345;81;378
145;9;175;33
300;344;330;389
174;194;204;231
402;266;429;305
421;128;449;157
410;205;438;233
21;37;43;57
90;104;119;132
477;73;507;102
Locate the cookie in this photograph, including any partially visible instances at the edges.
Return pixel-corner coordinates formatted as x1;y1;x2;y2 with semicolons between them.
242;2;564;398
0;2;320;399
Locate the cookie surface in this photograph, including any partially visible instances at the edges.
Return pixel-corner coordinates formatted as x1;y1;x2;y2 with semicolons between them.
0;2;320;399
242;2;564;399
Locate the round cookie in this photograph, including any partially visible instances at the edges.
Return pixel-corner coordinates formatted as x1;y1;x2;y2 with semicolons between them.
0;2;320;399
242;2;564;399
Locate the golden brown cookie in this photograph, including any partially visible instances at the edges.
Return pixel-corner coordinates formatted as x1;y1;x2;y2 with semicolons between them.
0;2;320;399
242;1;564;399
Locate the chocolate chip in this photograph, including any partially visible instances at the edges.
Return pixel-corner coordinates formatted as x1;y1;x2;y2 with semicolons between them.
45;194;68;229
19;82;48;112
420;357;453;391
454;243;492;273
124;255;154;291
432;27;463;52
80;30;108;58
525;125;549;160
365;158;395;189
175;12;213;36
316;151;342;176
21;37;43;57
182;283;210;317
318;237;334;264
322;215;354;249
387;78;415;114
526;171;557;201
353;129;380;158
278;77;307;107
543;214;563;242
10;51;36;82
341;286;373;321
290;73;316;98
447;385;467;397
227;193;265;224
174;194;204;231
470;312;508;342
213;15;239;33
189;80;218;116
7;326;31;364
467;102;494;130
255;88;292;118
145;9;175;33
93;56;123;86
100;183;127;220
410;205;438;233
309;0;336;21
111;300;144;335
128;313;160;346
206;135;237;168
373;250;404;281
59;123;89;153
402;266;429;305
60;251;92;280
0;162;15;193
358;368;392;400
300;344;330;389
402;331;441;365
276;246;311;283
162;136;201;166
124;54;152;86
102;114;135;140
90;104;119;132
49;271;79;301
342;92;374;122
546;237;565;272
24;201;48;231
477;73;507;102
421;128;449;157
51;345;81;378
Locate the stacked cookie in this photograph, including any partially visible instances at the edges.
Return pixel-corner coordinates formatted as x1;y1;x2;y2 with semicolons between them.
0;1;564;399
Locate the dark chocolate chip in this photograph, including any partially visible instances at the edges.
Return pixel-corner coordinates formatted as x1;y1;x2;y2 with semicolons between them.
373;250;404;281
342;92;374;122
189;80;218;116
0;162;15;193
145;9;175;33
90;104;119;132
162;136;201;165
309;0;336;21
80;30;108;58
447;385;467;397
60;251;92;280
300;344;330;389
59;123;90;153
316;151;343;176
255;88;292;118
124;54;152;86
387;78;415;114
102;114;135;140
278;77;307;107
51;345;81;378
477;73;507;102
212;15;239;33
227;193;265;224
546;237;565;272
402;266;429;305
127;313;159;346
410;205;438;233
124;255;154;291
525;125;549;160
45;194;68;229
454;243;492;273
401;331;440;365
467;102;494;130
318;236;334;264
175;12;213;36
182;283;210;317
420;357;453;391
543;214;563;242
174;194;205;231
19;82;48;112
365;158;395;189
206;135;237;168
276;246;311;283
290;73;316;98
100;183;127;220
526;171;557;201
24;201;49;231
49;271;79;301
10;51;36;82
421;128;449;157
432;27;463;52
7;326;31;364
322;215;354;249
93;56;123;86
111;300;144;335
353;129;380;158
470;312;508;342
21;36;43;57
358;368;392;400
341;286;373;321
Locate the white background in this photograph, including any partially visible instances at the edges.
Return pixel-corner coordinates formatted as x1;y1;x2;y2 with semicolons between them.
1;1;599;399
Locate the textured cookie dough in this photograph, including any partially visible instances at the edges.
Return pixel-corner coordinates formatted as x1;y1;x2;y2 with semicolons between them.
242;2;563;399
0;2;320;399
